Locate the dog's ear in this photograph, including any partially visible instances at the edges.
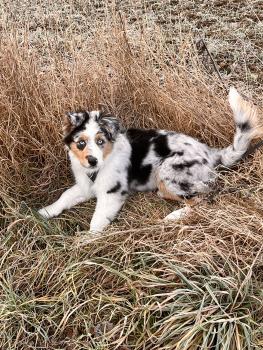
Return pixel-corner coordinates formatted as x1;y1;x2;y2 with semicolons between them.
98;111;122;141
63;111;87;136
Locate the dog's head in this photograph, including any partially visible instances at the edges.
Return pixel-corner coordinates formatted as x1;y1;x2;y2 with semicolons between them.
63;110;122;170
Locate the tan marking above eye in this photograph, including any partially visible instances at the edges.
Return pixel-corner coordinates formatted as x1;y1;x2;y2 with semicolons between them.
75;133;89;142
95;133;113;159
95;133;106;145
75;134;89;147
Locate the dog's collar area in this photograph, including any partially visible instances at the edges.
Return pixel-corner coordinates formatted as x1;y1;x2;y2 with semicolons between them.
87;171;98;182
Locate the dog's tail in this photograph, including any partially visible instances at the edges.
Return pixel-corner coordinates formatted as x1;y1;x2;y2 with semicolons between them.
218;87;263;167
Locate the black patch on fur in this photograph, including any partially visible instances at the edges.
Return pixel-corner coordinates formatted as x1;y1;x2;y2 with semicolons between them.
174;151;184;156
121;190;128;196
127;128;158;141
213;156;222;168
237;121;250;132
184;142;191;146
172;160;200;171
153;134;171;157
87;172;98;182
107;181;121;194
131;164;152;184
172;163;185;171
183;192;197;199
63;112;89;145
179;181;191;192
202;158;208;164
187;160;201;167
127;129;158;185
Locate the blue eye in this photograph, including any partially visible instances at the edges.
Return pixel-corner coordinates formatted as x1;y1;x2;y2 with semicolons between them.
77;140;86;150
96;138;105;146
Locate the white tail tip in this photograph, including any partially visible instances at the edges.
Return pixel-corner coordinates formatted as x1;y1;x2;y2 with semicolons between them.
228;86;240;110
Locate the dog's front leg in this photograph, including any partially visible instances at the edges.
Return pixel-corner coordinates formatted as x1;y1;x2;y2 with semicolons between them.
89;193;126;233
38;184;93;219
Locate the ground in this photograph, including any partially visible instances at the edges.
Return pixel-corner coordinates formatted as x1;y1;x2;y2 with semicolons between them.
0;1;263;349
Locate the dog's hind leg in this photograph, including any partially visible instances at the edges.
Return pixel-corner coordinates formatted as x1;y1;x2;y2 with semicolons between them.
164;206;192;221
163;197;204;221
157;178;204;222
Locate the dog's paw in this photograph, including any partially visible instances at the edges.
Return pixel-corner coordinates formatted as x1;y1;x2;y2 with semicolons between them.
89;219;108;234
89;226;103;235
164;207;192;221
38;206;56;219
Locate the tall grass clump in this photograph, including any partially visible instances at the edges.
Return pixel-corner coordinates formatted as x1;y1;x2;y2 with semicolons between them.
0;8;262;350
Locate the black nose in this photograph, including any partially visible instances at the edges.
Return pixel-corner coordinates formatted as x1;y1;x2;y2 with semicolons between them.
86;155;98;167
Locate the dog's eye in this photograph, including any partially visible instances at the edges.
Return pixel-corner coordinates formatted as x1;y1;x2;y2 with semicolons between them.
76;140;86;150
96;138;105;146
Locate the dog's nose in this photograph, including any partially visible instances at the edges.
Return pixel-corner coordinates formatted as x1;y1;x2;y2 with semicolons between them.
86;155;98;167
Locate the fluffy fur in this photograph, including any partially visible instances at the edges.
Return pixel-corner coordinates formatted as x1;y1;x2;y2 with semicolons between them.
38;88;262;232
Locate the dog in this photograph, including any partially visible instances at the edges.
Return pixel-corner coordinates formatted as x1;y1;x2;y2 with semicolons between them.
38;87;262;233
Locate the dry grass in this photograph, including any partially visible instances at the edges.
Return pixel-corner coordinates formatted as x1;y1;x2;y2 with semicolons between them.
0;2;263;350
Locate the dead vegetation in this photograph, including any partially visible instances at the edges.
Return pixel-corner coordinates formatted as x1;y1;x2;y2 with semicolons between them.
0;2;263;349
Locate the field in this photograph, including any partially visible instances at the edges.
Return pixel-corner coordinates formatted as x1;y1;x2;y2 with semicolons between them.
1;1;263;349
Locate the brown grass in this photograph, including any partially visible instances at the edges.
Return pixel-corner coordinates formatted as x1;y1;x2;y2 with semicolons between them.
0;4;263;350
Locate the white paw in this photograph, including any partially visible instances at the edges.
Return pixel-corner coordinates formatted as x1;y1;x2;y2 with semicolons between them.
89;229;102;235
90;217;110;233
164;207;192;221
89;224;104;234
38;206;57;219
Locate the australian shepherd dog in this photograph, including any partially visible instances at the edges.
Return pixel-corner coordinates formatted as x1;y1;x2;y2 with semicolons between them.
38;88;261;233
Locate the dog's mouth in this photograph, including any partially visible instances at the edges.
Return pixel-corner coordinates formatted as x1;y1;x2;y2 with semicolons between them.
83;164;99;170
82;160;101;171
